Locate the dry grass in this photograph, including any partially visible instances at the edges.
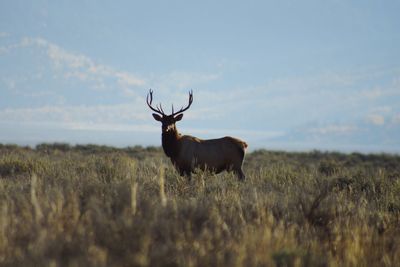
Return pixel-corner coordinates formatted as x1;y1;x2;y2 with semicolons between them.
0;144;400;266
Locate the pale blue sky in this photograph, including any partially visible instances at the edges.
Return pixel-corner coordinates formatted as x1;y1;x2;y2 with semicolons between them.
1;1;399;152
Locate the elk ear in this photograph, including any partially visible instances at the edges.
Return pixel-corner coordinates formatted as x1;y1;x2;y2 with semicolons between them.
152;113;163;121
174;114;183;121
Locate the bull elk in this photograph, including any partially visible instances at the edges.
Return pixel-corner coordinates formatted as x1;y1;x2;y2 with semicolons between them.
146;89;248;180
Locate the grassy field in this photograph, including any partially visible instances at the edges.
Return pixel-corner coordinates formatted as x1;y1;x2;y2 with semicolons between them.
0;143;399;267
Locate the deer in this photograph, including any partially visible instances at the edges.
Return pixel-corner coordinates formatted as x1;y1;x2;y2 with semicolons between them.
146;89;248;181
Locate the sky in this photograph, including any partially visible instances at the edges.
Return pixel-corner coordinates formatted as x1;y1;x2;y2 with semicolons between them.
0;0;400;153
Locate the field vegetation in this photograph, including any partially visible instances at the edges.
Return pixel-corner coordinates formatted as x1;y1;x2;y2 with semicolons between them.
0;143;400;266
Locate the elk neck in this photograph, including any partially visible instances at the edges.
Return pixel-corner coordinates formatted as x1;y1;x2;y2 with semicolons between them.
161;127;181;159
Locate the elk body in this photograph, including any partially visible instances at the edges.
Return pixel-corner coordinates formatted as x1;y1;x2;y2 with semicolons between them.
147;90;248;180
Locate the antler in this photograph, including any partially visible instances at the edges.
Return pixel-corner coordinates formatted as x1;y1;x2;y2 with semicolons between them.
171;90;193;117
146;89;165;116
147;89;193;117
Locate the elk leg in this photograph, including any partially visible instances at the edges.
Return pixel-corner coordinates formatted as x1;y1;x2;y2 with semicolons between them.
234;168;246;181
186;172;192;182
184;169;193;181
178;167;192;181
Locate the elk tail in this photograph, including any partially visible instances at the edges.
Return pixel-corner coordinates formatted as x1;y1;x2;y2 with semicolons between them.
242;141;248;149
227;137;248;157
236;140;248;160
231;138;248;150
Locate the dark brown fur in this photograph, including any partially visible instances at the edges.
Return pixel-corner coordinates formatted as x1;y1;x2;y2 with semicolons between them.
158;118;247;180
147;90;247;180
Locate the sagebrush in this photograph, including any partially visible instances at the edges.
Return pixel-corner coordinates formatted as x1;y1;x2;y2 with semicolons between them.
0;143;399;266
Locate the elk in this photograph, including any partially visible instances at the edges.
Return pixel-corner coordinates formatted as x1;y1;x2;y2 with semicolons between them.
146;89;248;180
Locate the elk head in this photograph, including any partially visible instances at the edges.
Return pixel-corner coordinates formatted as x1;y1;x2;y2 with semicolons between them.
146;89;193;134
